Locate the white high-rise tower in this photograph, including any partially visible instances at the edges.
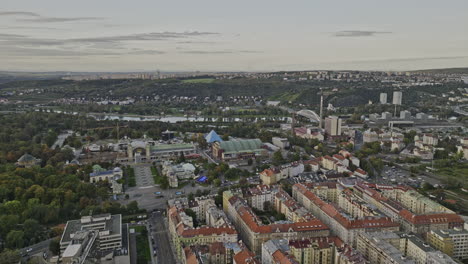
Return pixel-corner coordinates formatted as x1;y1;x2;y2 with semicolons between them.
392;91;402;105
380;93;387;104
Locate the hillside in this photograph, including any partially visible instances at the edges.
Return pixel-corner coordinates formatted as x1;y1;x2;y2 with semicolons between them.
411;67;468;74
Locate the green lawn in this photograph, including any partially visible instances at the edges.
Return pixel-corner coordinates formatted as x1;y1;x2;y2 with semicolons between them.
181;78;215;84
151;166;164;185
436;163;468;186
135;226;151;264
126;167;136;187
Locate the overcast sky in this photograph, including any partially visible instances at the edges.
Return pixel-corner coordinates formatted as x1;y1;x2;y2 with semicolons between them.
1;0;468;72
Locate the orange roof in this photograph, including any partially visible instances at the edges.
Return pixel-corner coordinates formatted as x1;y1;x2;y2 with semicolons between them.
169;206;237;238
293;184;399;229
234;195;328;234
333;154;346;161
399;209;464;225
184;247;199;264
234;248;259;264
272;250;298;264
260;169;276;177
354;168;367;175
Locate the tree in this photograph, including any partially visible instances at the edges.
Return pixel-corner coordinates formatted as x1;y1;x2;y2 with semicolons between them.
272;150;285;166
194;166;200;176
49;238;61;256
197;134;208;149
213;179;221;187
178;152;186;163
0;215;19;238
304;164;312;172
188;193;195;201
23;219;41;241
0;250;20;263
184;208;198;227
126;201;140;214
6;230;24;249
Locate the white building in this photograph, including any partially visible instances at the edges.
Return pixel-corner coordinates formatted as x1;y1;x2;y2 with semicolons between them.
393;91;403;105
60;214;122;255
423;134;439;146
400;110;411;119
363;130;379;143
382;112;393;120
272;137;290;149
380;93;388;104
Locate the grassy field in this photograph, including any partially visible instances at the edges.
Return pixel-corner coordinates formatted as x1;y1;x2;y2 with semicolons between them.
436;163;468;186
181;78;215;84
135;226;151;264
151;166;164;185
126;167;136;187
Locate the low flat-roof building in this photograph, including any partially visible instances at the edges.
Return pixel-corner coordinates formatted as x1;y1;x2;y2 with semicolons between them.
60;214;122;254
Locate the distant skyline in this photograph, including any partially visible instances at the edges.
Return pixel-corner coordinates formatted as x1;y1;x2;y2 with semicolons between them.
1;0;468;72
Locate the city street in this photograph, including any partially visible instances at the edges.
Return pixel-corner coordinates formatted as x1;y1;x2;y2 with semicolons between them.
20;238;53;262
122;163;213;211
149;211;177;264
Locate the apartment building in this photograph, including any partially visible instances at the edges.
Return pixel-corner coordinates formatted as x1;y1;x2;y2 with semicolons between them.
223;193;329;255
168;206;238;260
357;232;415;264
353;182;464;234
242;185;277;211
293;184;399;247
427;228;468;260
274;188;316;222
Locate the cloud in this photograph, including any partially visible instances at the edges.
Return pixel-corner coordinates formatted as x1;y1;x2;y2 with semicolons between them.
0;31;221;48
0;11;40;17
0;26;66;30
0;46;118;57
127;49;165;55
356;55;468;63
0;10;104;23
334;30;392;37
176;41;217;44
0;46;166;57
70;31;219;44
181;50;262;54
18;16;104;23
0;33;27;38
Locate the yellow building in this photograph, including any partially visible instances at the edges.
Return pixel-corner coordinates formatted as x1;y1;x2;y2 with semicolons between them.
289;237;342;264
427;228;468;260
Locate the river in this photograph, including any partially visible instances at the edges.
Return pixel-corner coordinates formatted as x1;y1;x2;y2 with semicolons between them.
35;109;291;123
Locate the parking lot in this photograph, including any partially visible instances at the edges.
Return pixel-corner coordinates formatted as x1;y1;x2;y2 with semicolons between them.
377;165;439;187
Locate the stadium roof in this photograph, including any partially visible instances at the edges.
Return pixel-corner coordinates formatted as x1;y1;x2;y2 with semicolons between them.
219;139;263;154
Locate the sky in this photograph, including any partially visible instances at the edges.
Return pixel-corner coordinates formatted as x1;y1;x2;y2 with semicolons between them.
1;0;468;72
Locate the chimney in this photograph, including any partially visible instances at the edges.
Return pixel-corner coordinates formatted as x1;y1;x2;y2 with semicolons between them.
319;93;324;129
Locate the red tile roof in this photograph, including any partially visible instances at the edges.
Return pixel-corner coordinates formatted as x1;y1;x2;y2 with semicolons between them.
272;250;299;264
399;209;464;225
293;184;399;229
234;248;259;264
232;195;329;234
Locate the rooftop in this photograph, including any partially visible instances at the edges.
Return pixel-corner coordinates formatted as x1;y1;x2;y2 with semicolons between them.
60;214;122;244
